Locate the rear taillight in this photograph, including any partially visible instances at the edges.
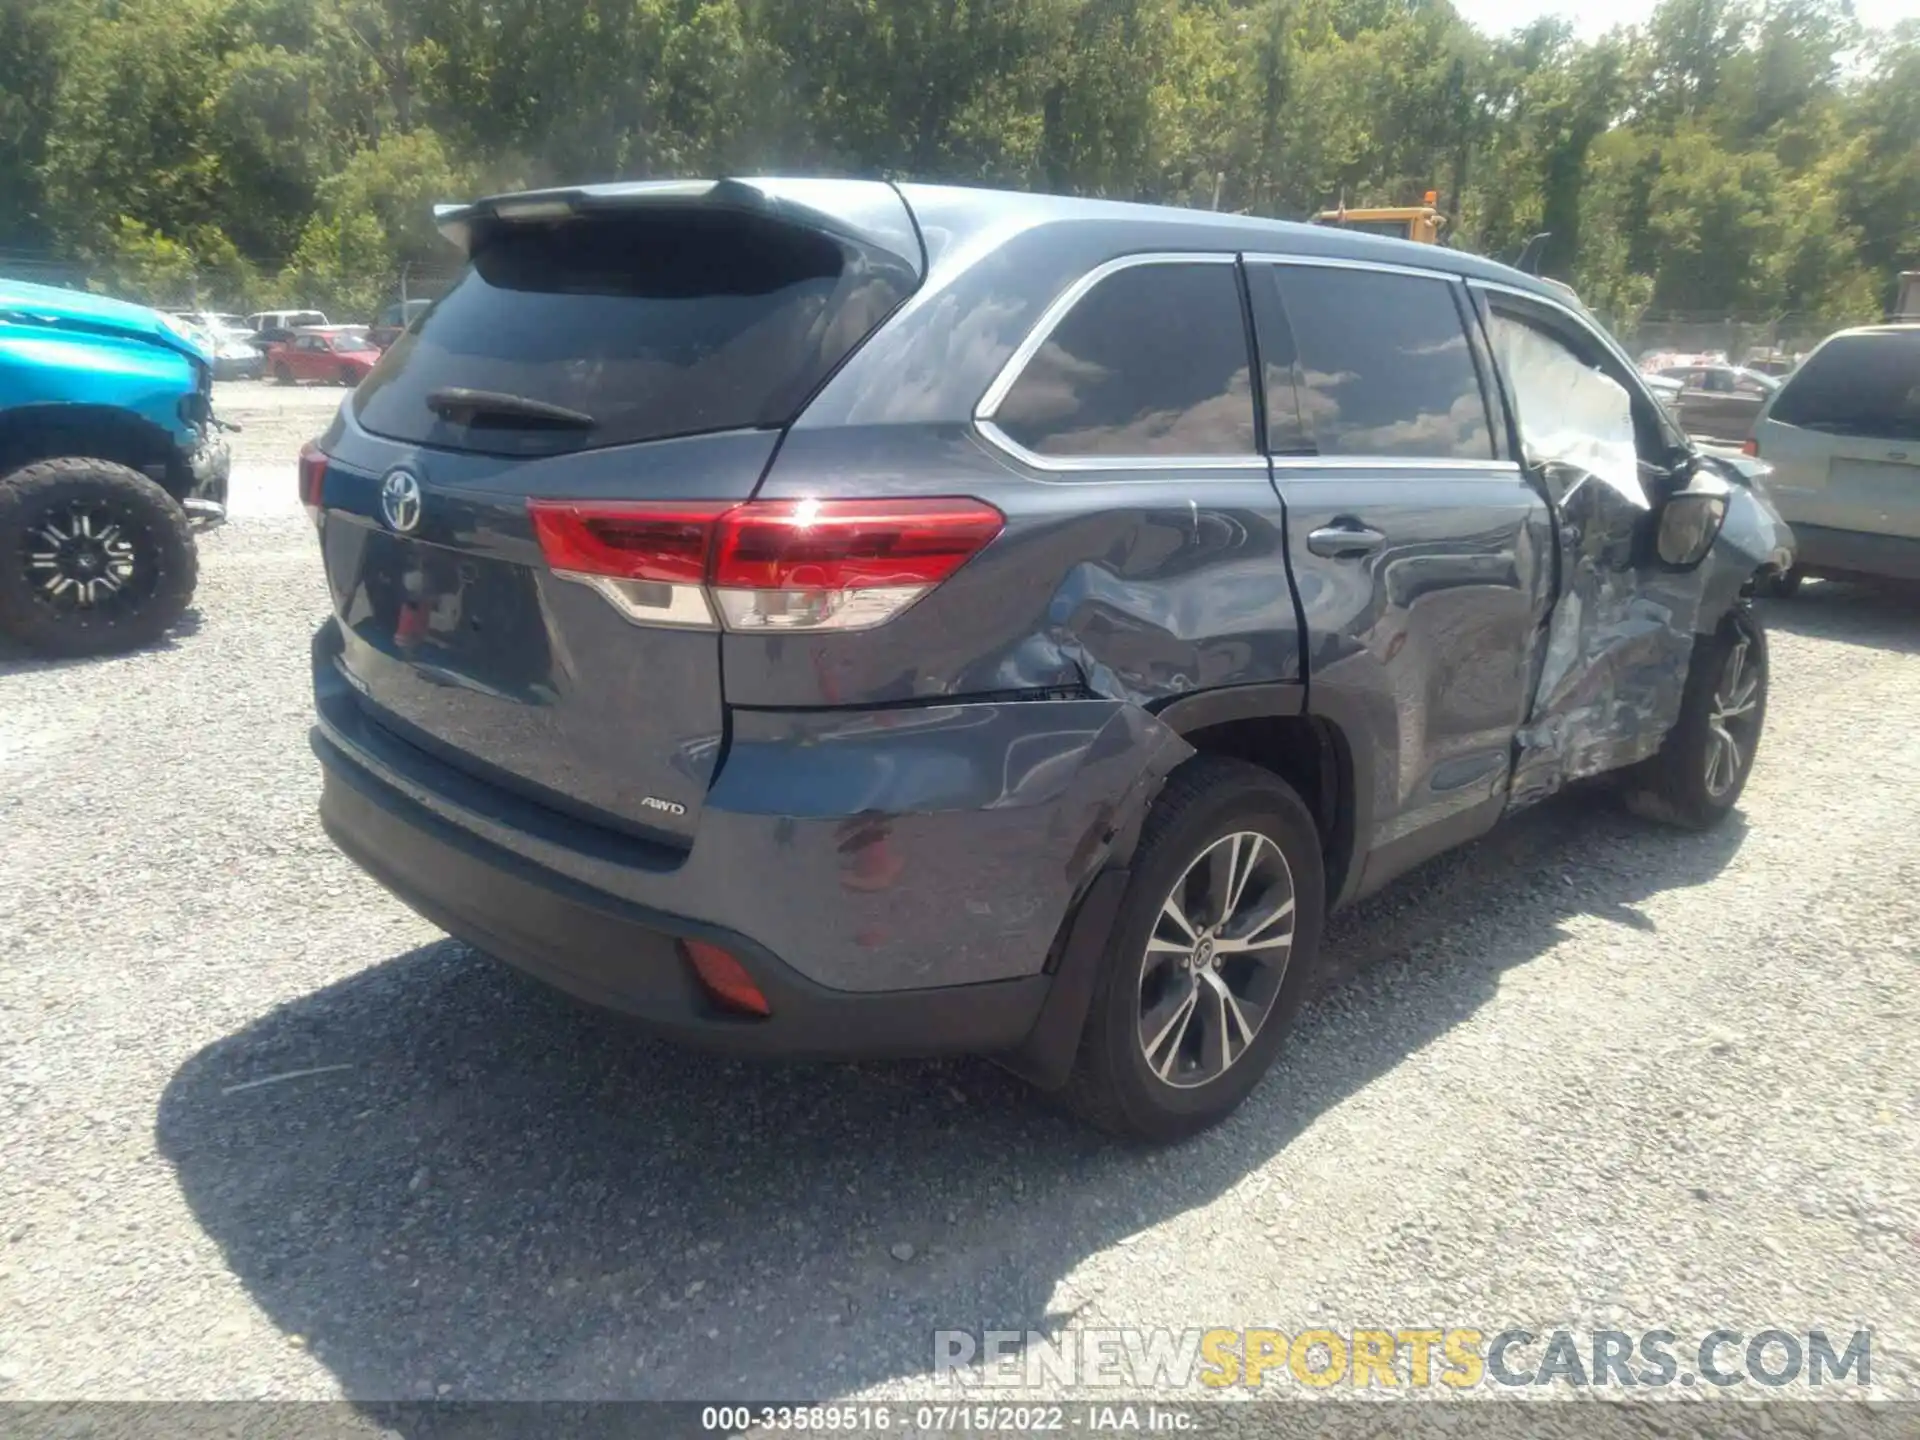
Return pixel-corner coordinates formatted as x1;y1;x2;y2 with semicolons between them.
1741;438;1759;456
527;497;1004;632
298;441;327;526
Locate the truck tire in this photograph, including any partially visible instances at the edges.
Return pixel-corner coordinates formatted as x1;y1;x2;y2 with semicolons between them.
0;457;198;658
1058;756;1326;1143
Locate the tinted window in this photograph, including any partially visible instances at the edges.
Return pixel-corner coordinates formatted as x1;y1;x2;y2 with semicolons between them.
354;210;914;456
1770;332;1920;441
1267;267;1492;460
991;262;1255;458
1245;266;1310;454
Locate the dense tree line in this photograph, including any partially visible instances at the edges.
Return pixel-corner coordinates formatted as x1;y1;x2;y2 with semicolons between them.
1;0;1915;327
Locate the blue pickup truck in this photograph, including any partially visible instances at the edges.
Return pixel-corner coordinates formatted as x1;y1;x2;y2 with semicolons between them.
0;279;230;656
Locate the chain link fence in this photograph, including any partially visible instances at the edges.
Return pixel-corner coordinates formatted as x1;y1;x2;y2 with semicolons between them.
4;246;1873;370
1599;310;1863;370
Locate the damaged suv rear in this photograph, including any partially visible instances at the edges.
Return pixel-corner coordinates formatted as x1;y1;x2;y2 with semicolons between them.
306;179;1791;1140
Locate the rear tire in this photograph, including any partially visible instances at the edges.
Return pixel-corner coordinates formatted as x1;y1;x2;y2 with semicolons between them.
274;362;294;386
1621;605;1767;830
337;364;358;388
0;457;198;658
1058;756;1326;1143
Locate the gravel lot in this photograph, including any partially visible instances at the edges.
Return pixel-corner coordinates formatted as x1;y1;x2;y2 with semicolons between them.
1;382;1916;1415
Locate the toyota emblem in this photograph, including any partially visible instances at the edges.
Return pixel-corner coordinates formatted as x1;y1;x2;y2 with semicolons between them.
380;467;424;534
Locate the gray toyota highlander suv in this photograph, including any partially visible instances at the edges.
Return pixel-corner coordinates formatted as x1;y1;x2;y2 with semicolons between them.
304;178;1792;1140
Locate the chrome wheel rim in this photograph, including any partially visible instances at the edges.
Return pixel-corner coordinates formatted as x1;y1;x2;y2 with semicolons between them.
1705;631;1762;799
23;499;156;622
1138;830;1296;1090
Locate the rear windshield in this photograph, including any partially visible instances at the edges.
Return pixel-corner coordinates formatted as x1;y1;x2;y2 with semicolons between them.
1770;331;1920;440
353;209;914;456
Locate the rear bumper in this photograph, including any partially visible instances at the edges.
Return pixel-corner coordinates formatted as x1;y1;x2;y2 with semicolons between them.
310;618;1192;1060
317;741;1051;1058
1787;523;1920;583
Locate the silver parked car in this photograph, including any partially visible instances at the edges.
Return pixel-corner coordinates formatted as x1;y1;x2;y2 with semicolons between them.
1747;324;1920;592
1657;363;1779;443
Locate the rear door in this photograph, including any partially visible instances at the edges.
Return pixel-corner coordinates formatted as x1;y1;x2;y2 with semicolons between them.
313;191;919;841
1245;256;1553;885
1756;329;1920;540
294;335;329;382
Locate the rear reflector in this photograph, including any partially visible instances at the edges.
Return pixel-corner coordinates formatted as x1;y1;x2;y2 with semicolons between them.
528;496;1004;632
680;939;771;1017
298;440;327;523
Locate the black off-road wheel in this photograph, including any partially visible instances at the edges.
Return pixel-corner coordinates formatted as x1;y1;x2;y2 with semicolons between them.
0;457;198;658
1059;756;1326;1143
1622;605;1768;830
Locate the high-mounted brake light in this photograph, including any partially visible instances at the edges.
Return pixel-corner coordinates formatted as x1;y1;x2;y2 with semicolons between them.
298;441;327;526
527;497;1004;632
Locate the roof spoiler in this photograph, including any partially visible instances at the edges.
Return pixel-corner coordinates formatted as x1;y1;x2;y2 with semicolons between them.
433;177;924;280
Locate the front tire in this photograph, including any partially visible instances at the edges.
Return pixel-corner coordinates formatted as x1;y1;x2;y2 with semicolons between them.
0;457;198;658
1059;757;1326;1143
274;362;295;386
1622;606;1768;830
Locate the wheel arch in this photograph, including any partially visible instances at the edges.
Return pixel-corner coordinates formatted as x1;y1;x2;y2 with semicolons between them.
1150;684;1362;911
0;406;181;498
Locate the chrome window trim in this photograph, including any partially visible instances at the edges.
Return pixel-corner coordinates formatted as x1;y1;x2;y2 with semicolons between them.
973;252;1259;474
1240;251;1461;284
973;420;1269;477
1267;455;1522;473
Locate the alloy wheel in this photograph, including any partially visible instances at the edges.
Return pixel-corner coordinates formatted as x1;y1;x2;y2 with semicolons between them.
1704;631;1762;798
23;498;158;623
1137;830;1297;1090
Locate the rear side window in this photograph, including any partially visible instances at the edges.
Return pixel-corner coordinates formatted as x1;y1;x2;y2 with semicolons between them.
354;210;914;456
988;261;1256;458
1770;332;1920;440
1263;266;1493;460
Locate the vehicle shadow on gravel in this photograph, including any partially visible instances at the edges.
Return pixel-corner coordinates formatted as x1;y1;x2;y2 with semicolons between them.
1761;579;1920;655
156;794;1745;1408
0;608;205;671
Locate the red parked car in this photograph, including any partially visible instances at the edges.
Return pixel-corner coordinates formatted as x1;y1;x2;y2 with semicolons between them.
267;327;380;387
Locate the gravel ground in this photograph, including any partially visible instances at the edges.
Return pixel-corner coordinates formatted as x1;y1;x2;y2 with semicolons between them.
1;384;1916;1419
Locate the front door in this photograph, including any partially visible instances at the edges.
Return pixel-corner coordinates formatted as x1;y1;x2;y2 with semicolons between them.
1475;286;1703;807
1244;256;1554;895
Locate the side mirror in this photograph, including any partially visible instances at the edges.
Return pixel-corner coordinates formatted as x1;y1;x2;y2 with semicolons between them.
1656;472;1732;570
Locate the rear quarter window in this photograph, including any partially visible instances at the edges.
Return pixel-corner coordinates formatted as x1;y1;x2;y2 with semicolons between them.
353;209;914;456
1770;332;1920;440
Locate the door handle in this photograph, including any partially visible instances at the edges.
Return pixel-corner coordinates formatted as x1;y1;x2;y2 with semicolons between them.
1306;523;1387;559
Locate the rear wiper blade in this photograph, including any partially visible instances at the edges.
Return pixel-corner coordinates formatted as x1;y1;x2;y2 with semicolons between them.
425;387;596;430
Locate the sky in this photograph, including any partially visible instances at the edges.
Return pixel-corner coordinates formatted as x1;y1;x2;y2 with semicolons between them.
1453;0;1920;40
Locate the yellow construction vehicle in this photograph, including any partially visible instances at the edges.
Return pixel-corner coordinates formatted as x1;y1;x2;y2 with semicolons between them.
1311;191;1446;245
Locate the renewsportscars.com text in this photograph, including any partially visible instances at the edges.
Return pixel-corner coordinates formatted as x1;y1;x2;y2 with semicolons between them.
933;1327;1872;1391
